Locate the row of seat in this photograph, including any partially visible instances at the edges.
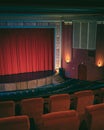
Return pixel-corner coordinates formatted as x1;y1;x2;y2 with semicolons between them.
0;89;96;116
0;88;104;118
0;103;104;130
0;110;79;130
41;103;104;130
0;89;104;130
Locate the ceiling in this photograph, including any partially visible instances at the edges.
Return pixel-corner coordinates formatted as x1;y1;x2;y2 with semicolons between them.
0;0;104;7
0;0;104;14
0;0;104;22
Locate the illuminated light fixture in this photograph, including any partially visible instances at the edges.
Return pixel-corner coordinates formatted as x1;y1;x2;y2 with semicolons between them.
97;60;103;67
66;59;70;63
65;56;71;64
55;67;59;73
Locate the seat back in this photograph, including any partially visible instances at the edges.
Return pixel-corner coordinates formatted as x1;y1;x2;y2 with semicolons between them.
49;93;70;112
85;103;104;130
74;90;94;115
0;115;30;130
20;97;44;129
42;110;80;130
100;88;104;103
0;100;15;118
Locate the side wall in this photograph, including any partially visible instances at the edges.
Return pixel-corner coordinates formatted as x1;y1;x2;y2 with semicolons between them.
62;22;104;81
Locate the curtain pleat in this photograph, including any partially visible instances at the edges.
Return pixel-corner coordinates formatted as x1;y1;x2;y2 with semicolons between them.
0;28;54;75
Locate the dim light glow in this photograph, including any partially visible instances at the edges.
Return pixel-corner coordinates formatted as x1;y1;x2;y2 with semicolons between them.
55;67;59;73
97;60;103;67
65;55;71;63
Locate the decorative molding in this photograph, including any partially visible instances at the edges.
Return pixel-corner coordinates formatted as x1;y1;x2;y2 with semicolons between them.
0;14;104;21
0;20;62;71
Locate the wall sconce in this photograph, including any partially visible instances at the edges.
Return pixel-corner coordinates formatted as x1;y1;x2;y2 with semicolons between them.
97;60;103;67
65;56;70;64
66;59;70;64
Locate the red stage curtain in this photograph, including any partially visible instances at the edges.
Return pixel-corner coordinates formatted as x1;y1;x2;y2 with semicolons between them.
0;28;54;75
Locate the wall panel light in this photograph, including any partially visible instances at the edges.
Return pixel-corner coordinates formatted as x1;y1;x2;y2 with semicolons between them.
96;59;103;67
65;55;71;63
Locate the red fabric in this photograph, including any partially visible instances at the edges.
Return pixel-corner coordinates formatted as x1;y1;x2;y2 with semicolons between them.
49;94;70;112
0;28;54;75
42;110;80;130
0;101;15;118
0;115;30;130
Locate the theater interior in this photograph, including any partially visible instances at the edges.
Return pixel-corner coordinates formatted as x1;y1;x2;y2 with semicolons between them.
0;0;104;130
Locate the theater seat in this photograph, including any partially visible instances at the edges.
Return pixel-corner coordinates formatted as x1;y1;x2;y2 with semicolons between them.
0;100;15;118
41;110;80;130
20;97;44;130
0;115;30;130
85;103;104;130
100;88;104;103
74;90;94;121
49;93;70;112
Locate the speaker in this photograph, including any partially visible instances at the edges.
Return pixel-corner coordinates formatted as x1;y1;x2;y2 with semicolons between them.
73;21;97;50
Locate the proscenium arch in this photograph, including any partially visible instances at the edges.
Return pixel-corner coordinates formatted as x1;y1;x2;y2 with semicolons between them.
0;19;62;72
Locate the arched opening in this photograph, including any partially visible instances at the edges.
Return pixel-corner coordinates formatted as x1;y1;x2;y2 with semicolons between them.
78;63;87;80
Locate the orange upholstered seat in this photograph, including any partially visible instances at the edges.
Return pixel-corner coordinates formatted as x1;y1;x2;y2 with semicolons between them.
49;93;70;112
0;100;15;118
20;97;44;130
85;103;104;130
41;110;80;130
74;90;94;121
0;115;30;130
